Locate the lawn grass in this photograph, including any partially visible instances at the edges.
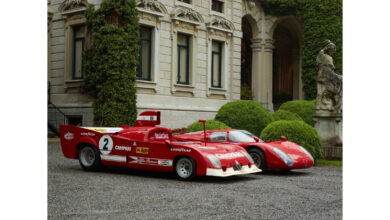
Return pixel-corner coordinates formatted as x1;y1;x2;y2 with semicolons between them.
316;159;342;166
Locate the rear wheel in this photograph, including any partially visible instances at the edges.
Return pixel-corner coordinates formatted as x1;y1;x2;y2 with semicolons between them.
175;157;196;180
247;148;267;171
78;145;102;171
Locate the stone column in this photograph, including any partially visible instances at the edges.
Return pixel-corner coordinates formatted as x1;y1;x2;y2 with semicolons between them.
250;38;274;111
263;39;274;111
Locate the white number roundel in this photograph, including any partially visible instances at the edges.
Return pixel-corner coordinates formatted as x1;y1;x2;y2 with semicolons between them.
99;135;113;155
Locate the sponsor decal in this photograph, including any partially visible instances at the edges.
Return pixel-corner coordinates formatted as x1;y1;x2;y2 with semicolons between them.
137;116;157;121
127;156;173;166
215;152;245;159
199;146;216;150
99;135;114;155
136;147;149;154
115;145;131;151
154;133;169;139
64;132;74;140
80;132;95;136
89;128;107;132
170;148;191;153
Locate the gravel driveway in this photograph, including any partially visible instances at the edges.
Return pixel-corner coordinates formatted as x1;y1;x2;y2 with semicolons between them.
48;142;342;220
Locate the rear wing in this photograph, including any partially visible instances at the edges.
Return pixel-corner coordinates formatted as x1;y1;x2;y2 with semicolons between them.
135;111;161;127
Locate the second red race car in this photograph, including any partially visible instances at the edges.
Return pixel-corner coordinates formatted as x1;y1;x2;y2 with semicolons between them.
59;111;260;180
174;129;314;171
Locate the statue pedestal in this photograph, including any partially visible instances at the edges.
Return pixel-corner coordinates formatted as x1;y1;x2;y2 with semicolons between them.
313;112;342;159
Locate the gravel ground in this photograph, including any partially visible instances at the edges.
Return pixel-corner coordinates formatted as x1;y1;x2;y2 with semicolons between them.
48;142;342;220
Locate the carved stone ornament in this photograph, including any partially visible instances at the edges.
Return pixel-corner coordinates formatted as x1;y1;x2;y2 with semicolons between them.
136;0;168;17
316;40;342;113
59;0;88;13
171;7;204;26
207;16;235;34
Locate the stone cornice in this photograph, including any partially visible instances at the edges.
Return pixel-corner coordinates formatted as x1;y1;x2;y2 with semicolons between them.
207;16;234;34
171;7;204;26
136;0;167;17
59;0;88;14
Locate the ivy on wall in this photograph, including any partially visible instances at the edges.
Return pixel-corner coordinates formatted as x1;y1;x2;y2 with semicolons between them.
84;0;140;126
262;0;342;100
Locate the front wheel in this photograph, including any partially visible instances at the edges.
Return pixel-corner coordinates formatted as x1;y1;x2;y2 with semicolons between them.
247;148;267;171
175;157;197;180
78;145;102;171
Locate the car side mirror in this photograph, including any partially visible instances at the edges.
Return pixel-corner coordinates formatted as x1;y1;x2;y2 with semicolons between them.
266;140;271;143
254;137;259;142
165;140;171;147
281;136;287;141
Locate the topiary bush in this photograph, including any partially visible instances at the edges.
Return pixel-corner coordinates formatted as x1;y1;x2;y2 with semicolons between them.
260;120;322;160
279;100;316;126
186;120;230;133
215;100;274;135
84;0;139;126
272;110;303;122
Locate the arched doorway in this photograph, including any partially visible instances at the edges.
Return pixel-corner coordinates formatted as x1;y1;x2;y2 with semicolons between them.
272;17;302;109
241;16;253;100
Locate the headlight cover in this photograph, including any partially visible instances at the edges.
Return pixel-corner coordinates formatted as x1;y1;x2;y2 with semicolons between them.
207;154;221;168
242;151;254;164
299;146;314;162
273;148;294;167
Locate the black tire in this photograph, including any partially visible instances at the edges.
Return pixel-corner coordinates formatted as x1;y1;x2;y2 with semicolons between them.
174;157;197;180
247;148;267;171
78;145;102;171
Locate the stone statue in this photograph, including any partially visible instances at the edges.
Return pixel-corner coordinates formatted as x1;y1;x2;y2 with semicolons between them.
316;40;342;113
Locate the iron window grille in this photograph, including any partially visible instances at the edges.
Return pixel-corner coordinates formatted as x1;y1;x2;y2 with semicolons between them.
137;26;152;81
211;41;222;88
177;34;190;85
72;25;85;80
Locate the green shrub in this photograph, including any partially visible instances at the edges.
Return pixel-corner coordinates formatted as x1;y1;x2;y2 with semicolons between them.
240;84;254;100
215;100;273;135
279;100;316;126
186;120;230;132
262;0;342;100
260;120;322;160
272;110;303;122
84;0;139;126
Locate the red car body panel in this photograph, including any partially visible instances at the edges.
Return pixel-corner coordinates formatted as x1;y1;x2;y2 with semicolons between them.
59;112;260;177
173;129;314;170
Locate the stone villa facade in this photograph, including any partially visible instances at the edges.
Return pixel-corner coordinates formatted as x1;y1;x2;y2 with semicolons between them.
48;0;304;129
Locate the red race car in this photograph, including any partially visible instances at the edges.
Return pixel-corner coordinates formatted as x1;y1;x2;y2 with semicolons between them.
59;111;260;180
174;129;314;171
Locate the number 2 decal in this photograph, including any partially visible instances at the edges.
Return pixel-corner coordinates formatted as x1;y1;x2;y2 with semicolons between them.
99;135;113;155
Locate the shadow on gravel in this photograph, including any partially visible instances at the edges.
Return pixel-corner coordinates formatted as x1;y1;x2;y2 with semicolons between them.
260;170;311;177
64;165;258;183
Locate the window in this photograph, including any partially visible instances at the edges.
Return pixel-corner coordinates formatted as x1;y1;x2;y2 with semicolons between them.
138;26;152;81
211;40;222;88
178;0;191;3
67;115;83;126
177;34;190;85
212;0;224;13
72;25;85;79
210;132;227;142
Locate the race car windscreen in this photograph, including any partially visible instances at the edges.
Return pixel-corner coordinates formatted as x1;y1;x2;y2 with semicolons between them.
229;130;264;142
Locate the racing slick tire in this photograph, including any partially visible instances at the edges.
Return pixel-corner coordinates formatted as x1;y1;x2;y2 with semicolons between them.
78;145;102;171
175;157;197;180
247;148;267;172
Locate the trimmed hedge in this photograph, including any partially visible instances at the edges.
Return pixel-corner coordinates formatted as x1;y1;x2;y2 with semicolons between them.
272;109;303;122
279;100;316;126
262;0;342;100
215;100;274;135
260;120;322;160
186;120;230;133
84;0;139;126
